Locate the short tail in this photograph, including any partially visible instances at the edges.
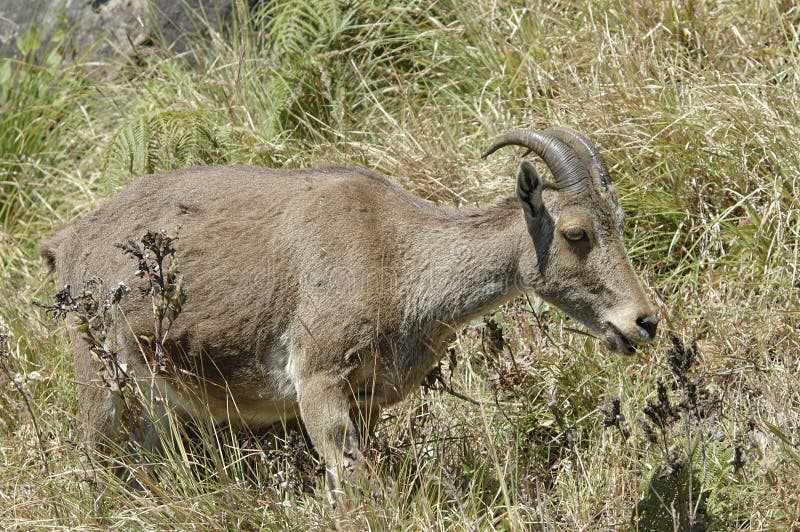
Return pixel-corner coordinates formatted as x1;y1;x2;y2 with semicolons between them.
40;231;65;275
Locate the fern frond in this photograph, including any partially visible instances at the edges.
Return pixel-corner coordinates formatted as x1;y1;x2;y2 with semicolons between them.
104;110;228;177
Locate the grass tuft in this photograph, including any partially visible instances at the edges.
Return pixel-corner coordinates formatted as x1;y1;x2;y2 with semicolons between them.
0;0;798;528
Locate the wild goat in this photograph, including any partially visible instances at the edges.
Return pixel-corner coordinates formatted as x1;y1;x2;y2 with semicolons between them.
42;127;658;493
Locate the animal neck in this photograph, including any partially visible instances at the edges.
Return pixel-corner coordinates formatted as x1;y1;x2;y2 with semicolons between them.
406;197;535;336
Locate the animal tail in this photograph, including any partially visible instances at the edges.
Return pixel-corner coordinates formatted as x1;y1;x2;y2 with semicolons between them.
40;230;66;274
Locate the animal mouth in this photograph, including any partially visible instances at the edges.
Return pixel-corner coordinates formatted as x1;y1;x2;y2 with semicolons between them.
603;322;636;356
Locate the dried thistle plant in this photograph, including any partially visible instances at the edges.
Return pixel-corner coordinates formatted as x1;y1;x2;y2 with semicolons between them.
0;330;50;475
636;334;724;475
36;279;132;394
628;333;728;530
600;397;630;441
116;229;186;374
37;229;186;471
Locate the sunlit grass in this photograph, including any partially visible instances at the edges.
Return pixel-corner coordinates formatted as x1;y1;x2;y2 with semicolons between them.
0;0;798;528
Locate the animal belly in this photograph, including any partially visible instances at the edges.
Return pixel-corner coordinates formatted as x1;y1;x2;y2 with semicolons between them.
156;337;302;429
159;378;300;427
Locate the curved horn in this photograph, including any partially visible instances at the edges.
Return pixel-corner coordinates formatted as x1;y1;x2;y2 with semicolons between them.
544;126;612;190
482;129;589;194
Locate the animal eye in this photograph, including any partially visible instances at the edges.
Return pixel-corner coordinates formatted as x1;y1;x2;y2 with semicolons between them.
564;227;586;242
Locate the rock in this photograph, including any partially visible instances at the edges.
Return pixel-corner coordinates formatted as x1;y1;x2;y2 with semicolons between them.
0;0;238;61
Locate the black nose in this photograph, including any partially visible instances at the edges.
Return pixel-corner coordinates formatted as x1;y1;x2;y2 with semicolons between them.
636;314;659;341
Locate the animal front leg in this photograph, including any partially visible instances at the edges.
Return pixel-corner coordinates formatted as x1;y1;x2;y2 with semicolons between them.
296;376;364;500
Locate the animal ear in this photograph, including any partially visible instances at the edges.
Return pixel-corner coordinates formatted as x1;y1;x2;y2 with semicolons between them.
516;161;543;218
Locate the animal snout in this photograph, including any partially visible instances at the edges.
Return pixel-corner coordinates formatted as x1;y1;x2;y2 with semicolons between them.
635;313;659;342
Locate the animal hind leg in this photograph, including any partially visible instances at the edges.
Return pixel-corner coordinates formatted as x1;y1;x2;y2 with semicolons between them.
72;338;125;468
72;332;167;483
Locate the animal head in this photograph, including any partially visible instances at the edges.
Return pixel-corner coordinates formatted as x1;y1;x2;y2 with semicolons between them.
484;127;658;354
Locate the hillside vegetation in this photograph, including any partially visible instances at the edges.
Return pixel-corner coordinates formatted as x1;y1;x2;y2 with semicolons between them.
1;0;798;529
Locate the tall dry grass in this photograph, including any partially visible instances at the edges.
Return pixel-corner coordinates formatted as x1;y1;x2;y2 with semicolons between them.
0;0;798;528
